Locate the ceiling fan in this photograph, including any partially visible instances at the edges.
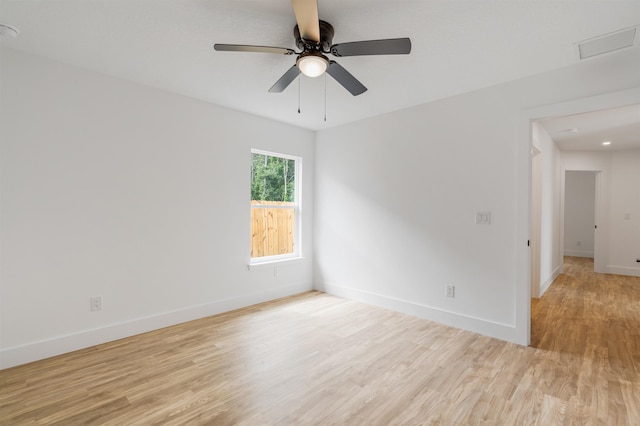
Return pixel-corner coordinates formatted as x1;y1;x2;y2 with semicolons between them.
214;0;411;96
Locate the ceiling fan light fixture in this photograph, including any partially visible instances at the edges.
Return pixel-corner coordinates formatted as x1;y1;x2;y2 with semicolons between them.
214;2;411;96
297;53;329;77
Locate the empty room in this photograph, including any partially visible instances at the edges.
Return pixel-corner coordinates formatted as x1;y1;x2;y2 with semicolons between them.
1;1;640;424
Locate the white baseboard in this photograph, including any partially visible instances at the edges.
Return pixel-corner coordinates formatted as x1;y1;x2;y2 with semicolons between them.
539;265;562;297
0;282;312;370
605;265;640;277
315;282;517;344
563;250;594;258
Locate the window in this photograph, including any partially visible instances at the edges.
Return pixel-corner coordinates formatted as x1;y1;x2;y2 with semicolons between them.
250;149;301;263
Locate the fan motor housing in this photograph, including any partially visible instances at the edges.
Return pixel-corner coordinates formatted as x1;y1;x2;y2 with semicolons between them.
294;20;334;52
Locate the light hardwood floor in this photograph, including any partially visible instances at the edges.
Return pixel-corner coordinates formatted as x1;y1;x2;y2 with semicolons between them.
1;257;639;425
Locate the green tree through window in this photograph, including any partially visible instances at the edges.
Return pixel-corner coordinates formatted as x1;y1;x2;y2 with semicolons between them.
250;150;300;260
251;154;296;202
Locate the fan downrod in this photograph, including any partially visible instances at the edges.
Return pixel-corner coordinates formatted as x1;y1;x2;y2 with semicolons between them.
294;20;334;52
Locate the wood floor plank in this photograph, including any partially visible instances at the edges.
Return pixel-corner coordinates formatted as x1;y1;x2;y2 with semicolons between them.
1;256;639;424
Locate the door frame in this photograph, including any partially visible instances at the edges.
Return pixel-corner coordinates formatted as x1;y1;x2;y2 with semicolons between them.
516;88;639;346
560;170;601;270
530;147;542;298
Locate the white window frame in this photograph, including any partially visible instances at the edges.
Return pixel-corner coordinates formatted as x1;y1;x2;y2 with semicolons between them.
249;149;302;266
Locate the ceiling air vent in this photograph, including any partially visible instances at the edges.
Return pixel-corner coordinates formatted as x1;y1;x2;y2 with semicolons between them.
575;26;638;60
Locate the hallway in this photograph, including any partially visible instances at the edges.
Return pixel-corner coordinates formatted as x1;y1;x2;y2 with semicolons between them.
531;256;640;422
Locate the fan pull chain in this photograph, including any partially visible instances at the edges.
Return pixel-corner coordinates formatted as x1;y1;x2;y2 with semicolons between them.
297;75;301;114
324;73;327;122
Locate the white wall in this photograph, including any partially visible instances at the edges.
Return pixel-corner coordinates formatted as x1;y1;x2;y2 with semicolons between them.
531;123;562;296
564;171;596;258
2;47;638;367
0;48;315;368
315;48;640;344
608;150;640;276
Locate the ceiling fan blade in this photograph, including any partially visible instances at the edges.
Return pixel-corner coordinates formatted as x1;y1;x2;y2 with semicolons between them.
291;0;320;42
269;65;300;93
330;38;412;57
326;61;367;96
214;44;295;55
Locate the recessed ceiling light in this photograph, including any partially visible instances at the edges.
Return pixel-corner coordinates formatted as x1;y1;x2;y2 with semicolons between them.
0;23;19;39
602;141;611;146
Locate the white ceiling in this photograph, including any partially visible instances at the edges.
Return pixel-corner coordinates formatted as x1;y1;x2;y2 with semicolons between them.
1;1;639;131
538;104;640;152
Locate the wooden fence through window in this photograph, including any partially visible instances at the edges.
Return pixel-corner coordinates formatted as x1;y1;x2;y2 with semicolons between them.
251;201;295;258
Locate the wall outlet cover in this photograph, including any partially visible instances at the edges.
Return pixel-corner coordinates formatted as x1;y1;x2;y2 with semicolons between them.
90;296;103;311
446;285;455;298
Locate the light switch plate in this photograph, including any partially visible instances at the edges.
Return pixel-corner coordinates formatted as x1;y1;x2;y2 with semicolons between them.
476;211;491;225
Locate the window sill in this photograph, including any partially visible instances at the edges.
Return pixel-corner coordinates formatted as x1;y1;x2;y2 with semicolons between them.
247;257;305;271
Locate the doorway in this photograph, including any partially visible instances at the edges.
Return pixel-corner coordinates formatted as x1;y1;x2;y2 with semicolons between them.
517;88;639;346
563;171;597;267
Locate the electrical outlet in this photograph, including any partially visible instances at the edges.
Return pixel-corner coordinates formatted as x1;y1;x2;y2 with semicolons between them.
90;296;103;311
576;241;582;247
446;285;455;298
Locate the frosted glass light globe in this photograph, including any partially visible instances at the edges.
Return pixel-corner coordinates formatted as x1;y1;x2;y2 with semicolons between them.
297;55;328;78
